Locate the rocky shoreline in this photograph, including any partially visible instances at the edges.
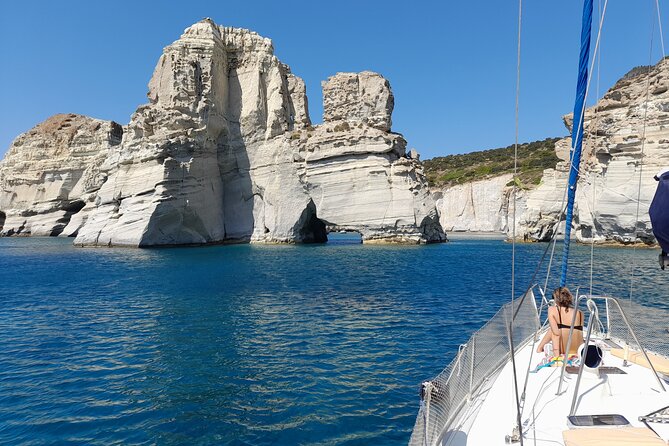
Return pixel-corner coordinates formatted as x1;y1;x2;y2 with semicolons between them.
1;21;666;248
435;57;669;246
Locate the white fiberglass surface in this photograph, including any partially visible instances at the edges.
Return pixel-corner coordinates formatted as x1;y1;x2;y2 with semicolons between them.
441;332;669;446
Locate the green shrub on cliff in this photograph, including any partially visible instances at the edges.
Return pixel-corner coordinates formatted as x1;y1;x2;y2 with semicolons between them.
423;137;561;188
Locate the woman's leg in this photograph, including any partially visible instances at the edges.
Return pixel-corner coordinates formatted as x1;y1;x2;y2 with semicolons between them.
537;330;551;353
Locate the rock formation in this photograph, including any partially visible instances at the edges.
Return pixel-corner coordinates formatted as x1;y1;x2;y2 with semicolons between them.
71;20;325;247
0;114;122;236
321;72;394;131
0;19;444;246
435;174;514;233
435;57;669;244
520;57;669;243
293;72;443;243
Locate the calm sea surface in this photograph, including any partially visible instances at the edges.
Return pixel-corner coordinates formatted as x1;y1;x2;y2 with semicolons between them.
0;235;667;445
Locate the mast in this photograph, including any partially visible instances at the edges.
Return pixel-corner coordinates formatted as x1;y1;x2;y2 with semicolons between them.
560;0;594;287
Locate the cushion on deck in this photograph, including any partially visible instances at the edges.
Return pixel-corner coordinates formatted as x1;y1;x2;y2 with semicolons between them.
610;348;669;374
562;427;665;446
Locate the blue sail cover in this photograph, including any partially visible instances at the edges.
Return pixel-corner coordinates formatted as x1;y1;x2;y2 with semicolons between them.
560;0;594;287
650;171;669;254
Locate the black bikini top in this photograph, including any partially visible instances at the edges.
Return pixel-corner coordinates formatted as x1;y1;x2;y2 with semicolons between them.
557;307;583;331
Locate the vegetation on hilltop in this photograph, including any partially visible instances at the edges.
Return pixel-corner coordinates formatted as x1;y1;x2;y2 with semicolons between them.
423;137;562;189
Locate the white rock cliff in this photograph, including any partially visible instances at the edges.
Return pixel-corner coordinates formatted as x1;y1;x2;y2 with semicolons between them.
436;57;669;244
435;174;514;233
293;72;443;243
520;58;669;243
0;114;122;237
0;19;444;246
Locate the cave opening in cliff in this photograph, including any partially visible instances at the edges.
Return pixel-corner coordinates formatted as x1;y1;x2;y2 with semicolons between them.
0;211;5;231
326;230;363;245
296;202;328;244
63;200;86;214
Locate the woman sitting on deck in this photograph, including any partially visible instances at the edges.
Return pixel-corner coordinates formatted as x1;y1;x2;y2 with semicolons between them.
536;287;584;356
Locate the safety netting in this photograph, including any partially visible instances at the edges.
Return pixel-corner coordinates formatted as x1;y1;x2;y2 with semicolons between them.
409;290;540;446
594;297;669;361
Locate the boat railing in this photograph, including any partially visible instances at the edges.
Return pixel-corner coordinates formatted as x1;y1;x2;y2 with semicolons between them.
568;298;600;416
409;288;541;446
409;290;669;446
557;294;668;396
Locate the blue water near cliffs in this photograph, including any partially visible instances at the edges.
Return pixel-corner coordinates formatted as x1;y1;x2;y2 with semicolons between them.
1;235;667;445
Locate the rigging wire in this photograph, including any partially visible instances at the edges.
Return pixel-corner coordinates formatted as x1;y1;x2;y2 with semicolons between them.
656;0;666;58
543;0;609;291
589;0;603;297
510;0;524;444
629;5;656;303
588;175;598;296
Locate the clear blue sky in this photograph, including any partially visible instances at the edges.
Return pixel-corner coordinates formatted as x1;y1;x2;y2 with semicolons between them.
0;1;666;160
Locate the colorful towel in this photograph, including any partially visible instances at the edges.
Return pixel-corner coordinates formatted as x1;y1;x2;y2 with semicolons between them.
532;354;579;372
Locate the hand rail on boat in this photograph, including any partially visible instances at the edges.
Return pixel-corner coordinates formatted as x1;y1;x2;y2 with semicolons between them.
569;299;599;416
604;298;611;337
420;342;469;446
556;294;667;397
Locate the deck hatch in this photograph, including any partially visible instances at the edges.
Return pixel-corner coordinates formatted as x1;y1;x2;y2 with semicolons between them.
567;414;630;427
565;366;626;374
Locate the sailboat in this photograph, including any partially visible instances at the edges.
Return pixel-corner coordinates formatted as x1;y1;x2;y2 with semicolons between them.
409;1;669;445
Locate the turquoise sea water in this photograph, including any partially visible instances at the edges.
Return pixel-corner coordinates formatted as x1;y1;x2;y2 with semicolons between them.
0;235;666;445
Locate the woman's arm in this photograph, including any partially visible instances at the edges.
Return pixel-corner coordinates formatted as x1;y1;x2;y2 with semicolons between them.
536;307;559;354
547;307;561;355
547;307;560;335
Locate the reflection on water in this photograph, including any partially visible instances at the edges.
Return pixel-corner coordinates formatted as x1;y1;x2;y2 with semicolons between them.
0;236;666;445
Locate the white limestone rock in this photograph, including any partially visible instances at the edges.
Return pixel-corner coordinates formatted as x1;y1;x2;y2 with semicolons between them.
408;148;421;161
430;59;668;245
1;19;442;246
293;73;444;244
519;57;669;243
0;114;121;236
73;19;324;247
285;69;311;129
435;174;514;233
322;72;394;132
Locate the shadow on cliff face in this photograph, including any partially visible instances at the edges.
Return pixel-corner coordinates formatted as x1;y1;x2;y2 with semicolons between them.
219;71;256;242
218;141;255;242
0;211;5;232
49;200;87;237
221;69;328;244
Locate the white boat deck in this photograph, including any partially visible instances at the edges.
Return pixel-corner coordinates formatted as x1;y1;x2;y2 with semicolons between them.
442;334;669;445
